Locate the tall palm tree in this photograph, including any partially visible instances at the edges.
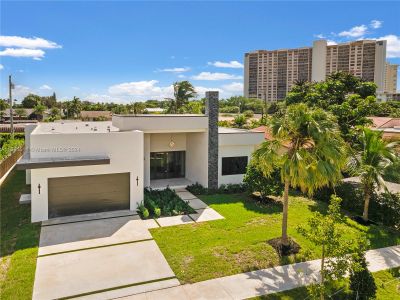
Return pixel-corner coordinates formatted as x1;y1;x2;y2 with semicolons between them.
348;128;398;222
253;103;347;246
172;81;196;112
33;103;47;121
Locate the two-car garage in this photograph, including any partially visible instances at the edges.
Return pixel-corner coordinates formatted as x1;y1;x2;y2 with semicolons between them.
48;173;130;218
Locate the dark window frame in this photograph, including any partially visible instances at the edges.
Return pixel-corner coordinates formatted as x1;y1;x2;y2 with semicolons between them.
221;156;248;176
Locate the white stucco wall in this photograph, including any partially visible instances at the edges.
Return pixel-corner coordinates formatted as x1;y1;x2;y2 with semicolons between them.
218;144;257;185
29;130;144;222
24;124;37;185
150;133;187;152
186;132;208;187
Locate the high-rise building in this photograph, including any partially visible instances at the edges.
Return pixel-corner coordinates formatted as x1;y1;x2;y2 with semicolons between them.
384;62;398;94
244;39;387;101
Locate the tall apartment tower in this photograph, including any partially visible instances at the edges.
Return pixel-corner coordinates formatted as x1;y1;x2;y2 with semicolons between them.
244;39;387;101
384;62;398;93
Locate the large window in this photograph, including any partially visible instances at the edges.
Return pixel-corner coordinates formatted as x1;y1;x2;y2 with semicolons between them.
150;151;185;180
222;156;248;176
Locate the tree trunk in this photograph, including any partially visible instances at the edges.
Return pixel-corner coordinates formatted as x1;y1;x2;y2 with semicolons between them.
281;179;290;245
362;186;371;222
320;243;325;300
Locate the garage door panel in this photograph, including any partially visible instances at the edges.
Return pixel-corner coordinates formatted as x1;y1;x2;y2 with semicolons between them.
48;173;130;218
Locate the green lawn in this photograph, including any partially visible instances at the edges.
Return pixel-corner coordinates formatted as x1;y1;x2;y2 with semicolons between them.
0;170;41;300
151;193;400;284
255;268;400;299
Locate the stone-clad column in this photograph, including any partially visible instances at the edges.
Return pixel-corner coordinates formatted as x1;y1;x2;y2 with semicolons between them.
205;91;219;189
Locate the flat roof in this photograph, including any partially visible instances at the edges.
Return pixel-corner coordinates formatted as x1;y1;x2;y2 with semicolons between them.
16;154;110;170
218;127;264;134
34;121;119;135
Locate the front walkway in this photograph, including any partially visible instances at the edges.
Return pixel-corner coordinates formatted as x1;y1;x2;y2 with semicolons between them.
121;245;400;300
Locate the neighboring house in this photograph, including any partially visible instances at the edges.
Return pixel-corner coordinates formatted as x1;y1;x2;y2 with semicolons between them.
368;117;400;140
17;92;264;222
80;110;112;121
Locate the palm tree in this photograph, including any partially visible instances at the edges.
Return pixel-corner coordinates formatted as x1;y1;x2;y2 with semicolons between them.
172;81;196;112
69;96;82;118
33;103;47;121
253;103;346;246
348;128;398;222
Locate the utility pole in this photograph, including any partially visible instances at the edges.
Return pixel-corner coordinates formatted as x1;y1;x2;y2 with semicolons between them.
9;75;14;137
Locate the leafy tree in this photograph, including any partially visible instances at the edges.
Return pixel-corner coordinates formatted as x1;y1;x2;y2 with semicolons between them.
298;195;364;300
14;107;27;118
64;96;82;119
349;251;377;299
41;92;57;108
184;101;203;114
348;128;398;222
33;103;47;120
285;72;378;143
22;94;41;108
253;104;346;246
0;99;9;111
170;81;196;113
49;107;61;119
243;164;283;199
131;102;146;115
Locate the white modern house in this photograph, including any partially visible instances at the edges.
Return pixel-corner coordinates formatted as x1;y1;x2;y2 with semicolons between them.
17;92;264;222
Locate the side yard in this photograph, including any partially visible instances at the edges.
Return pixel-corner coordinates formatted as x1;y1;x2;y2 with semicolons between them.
151;193;400;284
0;170;41;300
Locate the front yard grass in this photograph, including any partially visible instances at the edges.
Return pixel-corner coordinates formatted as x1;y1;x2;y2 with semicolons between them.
0;170;41;300
151;193;400;284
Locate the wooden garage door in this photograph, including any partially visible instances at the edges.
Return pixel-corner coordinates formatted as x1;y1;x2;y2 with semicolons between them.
48;173;130;218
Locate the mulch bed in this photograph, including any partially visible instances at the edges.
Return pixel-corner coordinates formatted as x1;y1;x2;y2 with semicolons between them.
267;237;301;257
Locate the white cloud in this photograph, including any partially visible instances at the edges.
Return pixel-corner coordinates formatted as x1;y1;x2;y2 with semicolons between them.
370;20;383;29
177;74;186;78
158;67;190;73
338;25;368;38
314;34;326;39
222;82;243;93
0;64;3;70
192;72;243;81
39;84;52;90
0;48;45;60
376;35;400;58
208;60;244;68
83;93;126;103
327;40;338;46
13;85;33;99
0;35;61;49
72;86;80;91
108;80;174;100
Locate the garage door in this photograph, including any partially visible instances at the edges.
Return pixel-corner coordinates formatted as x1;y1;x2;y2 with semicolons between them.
48;173;130;218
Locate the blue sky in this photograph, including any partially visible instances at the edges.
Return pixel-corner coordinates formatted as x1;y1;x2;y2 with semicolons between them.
1;1;399;103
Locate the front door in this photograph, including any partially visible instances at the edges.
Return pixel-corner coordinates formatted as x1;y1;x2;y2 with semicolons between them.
150;151;185;180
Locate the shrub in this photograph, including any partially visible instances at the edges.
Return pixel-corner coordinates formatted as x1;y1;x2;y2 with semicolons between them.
314;182;400;230
349;252;377;299
137;202;149;219
383;158;400;184
243;110;254;118
186;182;208;195
220;106;240;114
0;138;24;161
143;187;194;217
218;120;232;128
243;164;284;199
233;114;247;128
186;182;247;195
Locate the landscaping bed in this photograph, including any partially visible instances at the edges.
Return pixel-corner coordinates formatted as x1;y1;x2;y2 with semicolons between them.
137;187;195;218
151;193;400;284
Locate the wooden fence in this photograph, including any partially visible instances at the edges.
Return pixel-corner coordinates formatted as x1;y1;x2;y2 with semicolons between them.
0;146;24;178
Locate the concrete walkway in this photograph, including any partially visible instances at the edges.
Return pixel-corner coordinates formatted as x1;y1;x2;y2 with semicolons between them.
120;245;400;300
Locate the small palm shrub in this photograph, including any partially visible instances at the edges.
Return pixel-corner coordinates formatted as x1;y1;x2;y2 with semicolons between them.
243;110;254;118
186;182;247;195
137;202;149;219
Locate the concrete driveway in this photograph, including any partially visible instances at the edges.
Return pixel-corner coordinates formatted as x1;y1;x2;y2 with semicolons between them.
33;212;179;300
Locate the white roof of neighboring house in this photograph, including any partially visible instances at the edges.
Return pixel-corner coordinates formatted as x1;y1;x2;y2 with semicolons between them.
33;121;119;134
145;107;164;112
